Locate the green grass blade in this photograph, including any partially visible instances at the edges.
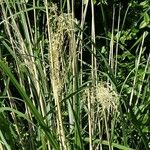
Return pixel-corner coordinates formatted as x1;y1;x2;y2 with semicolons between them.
0;60;59;150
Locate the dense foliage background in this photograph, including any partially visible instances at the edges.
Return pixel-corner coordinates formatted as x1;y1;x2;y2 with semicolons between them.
0;0;150;150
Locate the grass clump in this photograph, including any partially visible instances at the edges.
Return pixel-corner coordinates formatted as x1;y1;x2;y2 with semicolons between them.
0;0;149;150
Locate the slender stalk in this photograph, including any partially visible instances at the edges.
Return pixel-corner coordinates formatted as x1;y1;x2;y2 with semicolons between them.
90;0;97;148
87;87;92;150
109;4;115;70
115;3;121;77
135;53;150;105
104;111;112;150
129;32;147;106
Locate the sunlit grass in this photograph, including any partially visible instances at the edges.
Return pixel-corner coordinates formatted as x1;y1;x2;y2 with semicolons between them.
0;0;149;150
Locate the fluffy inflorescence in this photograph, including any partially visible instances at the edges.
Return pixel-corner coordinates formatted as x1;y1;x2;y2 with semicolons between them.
83;82;119;115
96;83;119;113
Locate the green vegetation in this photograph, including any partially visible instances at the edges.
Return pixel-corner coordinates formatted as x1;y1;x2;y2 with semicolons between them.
0;0;149;149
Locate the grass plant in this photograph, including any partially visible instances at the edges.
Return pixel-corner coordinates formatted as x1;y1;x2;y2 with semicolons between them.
0;0;149;150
